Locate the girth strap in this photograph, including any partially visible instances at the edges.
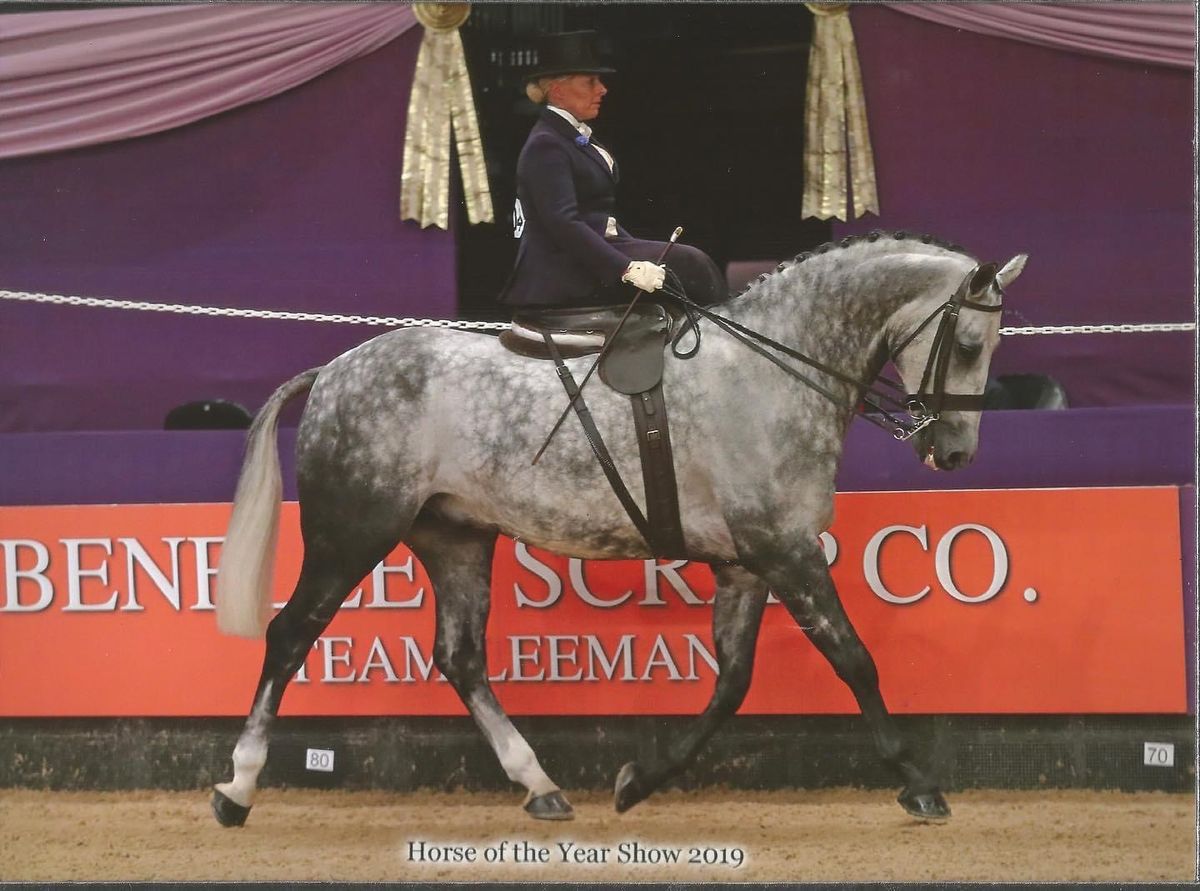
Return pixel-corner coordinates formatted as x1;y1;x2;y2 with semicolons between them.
630;384;687;558
541;331;656;552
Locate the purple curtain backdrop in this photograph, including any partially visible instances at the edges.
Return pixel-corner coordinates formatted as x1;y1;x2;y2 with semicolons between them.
835;5;1195;408
1;4;1194;431
0;23;457;433
883;2;1194;70
0;3;418;159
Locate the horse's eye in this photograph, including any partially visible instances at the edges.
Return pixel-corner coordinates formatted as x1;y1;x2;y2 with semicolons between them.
957;342;982;362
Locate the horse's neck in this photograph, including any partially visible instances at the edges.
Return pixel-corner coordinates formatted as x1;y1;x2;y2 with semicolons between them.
720;249;969;389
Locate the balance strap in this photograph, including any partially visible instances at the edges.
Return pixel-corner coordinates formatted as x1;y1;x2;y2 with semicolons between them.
630;384;688;559
541;332;656;552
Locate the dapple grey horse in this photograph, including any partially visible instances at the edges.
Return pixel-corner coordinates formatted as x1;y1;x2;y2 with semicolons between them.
211;232;1026;827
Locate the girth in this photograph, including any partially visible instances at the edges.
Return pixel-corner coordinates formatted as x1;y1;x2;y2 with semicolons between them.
504;304;688;558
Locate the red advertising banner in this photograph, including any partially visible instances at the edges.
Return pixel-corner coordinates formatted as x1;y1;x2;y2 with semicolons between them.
0;487;1186;717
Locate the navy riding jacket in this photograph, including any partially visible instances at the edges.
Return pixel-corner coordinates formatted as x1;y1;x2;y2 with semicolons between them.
499;108;636;307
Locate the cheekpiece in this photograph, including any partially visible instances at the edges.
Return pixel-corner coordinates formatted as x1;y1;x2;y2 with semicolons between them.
525;30;616;81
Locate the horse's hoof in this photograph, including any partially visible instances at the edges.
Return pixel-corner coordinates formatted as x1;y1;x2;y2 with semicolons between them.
523;790;574;821
898;787;951;823
613;761;650;813
211;788;252;827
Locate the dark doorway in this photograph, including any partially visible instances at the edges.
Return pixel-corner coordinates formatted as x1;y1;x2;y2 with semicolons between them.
456;4;833;321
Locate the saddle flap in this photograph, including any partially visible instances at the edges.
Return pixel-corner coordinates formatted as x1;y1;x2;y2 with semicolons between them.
598;304;671;395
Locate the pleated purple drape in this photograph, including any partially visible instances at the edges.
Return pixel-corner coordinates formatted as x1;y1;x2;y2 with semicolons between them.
0;2;418;160
883;2;1194;70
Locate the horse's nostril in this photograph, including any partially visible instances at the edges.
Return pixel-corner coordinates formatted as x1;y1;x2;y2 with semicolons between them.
945;450;971;469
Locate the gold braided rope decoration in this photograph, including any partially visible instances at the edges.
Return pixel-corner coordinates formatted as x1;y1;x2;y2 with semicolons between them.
802;3;879;221
400;3;494;229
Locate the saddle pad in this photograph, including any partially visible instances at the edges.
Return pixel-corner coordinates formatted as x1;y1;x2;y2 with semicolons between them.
498;329;598;360
500;303;672;376
512;321;604;350
514;304;630;332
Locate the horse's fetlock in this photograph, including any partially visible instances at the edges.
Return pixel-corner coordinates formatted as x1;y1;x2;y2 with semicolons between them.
499;740;542;785
232;739;268;773
875;735;912;768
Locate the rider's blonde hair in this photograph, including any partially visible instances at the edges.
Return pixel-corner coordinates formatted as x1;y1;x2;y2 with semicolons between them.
525;76;565;105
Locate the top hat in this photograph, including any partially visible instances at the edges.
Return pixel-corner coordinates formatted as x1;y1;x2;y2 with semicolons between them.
525;30;615;81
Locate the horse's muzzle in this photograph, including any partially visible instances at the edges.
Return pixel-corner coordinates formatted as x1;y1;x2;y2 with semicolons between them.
935;448;973;471
912;425;974;472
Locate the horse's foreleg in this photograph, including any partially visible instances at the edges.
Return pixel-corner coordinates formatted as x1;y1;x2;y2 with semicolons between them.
407;514;572;821
758;545;950;822
614;564;768;813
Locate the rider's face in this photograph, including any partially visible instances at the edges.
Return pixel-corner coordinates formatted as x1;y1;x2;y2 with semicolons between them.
549;74;607;122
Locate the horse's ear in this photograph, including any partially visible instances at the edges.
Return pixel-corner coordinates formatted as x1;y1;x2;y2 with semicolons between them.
997;253;1028;290
968;262;998;296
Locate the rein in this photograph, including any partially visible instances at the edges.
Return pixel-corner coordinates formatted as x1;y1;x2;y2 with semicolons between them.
660;265;1003;441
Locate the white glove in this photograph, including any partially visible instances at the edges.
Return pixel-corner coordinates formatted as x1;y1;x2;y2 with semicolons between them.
621;260;666;292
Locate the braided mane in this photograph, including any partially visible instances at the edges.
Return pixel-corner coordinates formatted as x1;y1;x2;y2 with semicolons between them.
736;230;971;297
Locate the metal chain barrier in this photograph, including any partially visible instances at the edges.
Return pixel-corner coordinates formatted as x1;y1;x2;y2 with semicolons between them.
998;322;1194;335
0;288;1194;336
0;289;509;331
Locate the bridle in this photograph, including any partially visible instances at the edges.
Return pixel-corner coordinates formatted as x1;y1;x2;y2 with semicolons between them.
886;262;1005;436
658;263;1004;442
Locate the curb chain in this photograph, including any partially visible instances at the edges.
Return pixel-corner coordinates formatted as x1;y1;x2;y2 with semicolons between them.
1;289;1193;337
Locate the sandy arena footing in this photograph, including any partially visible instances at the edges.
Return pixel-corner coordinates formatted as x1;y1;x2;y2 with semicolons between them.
0;786;1194;883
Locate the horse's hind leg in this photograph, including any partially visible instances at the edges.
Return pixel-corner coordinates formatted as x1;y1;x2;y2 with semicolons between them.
213;514;410;826
406;512;572;821
614;564;768;812
757;544;950;822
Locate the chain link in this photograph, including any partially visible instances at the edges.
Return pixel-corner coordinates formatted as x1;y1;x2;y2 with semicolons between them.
1;288;1193;337
0;289;509;331
999;322;1195;336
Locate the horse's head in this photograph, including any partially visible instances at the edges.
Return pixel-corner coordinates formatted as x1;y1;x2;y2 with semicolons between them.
889;253;1027;470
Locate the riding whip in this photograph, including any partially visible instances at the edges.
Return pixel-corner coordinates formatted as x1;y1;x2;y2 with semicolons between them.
531;227;682;466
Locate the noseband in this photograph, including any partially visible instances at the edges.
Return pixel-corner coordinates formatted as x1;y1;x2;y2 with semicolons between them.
658;263;1004;443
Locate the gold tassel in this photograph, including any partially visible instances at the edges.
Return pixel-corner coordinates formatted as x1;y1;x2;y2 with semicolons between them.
802;3;879;221
400;3;495;229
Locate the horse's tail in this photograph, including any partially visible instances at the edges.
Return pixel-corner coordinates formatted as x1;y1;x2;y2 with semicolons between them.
216;367;321;639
